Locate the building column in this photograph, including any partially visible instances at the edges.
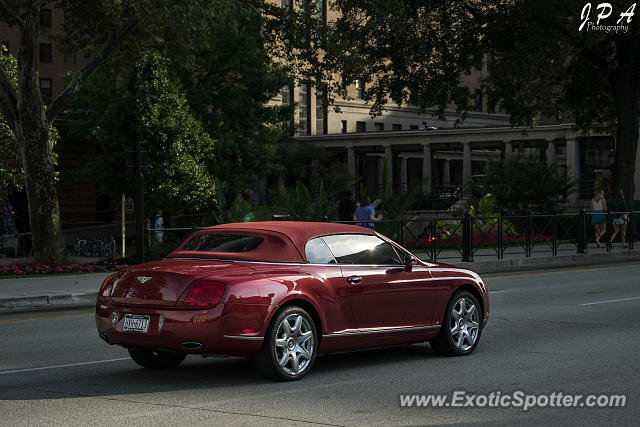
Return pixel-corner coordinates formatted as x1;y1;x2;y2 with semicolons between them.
463;142;472;197
347;146;356;191
504;140;513;158
546;139;556;165
422;143;432;194
566;137;580;204
399;156;408;193
636;147;640;200
384;145;393;196
636;120;640;200
442;159;451;185
376;157;384;198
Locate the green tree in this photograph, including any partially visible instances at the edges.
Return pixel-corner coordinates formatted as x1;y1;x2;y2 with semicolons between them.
473;155;575;215
264;0;495;118
135;53;217;213
0;46;59;195
67;52;217;213
176;0;291;197
69;0;291;209
0;0;216;261
483;0;639;207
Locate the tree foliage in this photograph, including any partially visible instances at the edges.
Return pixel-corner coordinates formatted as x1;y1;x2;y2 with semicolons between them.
135;53;217;212
473;155;575;215
264;0;498;120
0;0;221;261
68;0;291;208
482;0;639;203
0;46;58;193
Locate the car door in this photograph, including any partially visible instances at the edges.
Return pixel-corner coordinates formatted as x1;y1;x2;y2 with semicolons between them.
322;234;436;331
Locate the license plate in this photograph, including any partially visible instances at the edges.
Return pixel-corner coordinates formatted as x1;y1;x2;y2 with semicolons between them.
123;314;150;333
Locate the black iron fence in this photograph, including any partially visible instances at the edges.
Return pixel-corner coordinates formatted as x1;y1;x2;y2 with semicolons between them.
399;210;638;262
145;210;638;264
5;210;637;262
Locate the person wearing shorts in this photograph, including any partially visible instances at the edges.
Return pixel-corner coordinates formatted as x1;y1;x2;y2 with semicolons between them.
610;190;628;248
590;189;607;247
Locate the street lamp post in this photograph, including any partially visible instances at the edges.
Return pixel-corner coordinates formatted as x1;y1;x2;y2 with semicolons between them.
127;142;148;264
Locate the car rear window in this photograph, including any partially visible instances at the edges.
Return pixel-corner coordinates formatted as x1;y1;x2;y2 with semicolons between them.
182;234;264;252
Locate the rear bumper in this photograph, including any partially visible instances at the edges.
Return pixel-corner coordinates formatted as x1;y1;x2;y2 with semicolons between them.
95;298;269;356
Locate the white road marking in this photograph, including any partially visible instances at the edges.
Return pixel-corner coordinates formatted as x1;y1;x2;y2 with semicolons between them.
579;296;640;306
0;357;129;375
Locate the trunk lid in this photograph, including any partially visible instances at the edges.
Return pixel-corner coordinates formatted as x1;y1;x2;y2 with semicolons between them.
110;259;255;306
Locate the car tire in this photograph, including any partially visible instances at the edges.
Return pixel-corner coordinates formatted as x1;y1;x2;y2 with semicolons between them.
128;348;187;369
431;291;482;356
253;306;318;381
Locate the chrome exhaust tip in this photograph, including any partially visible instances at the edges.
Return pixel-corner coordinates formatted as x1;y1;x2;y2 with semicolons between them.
181;341;203;350
98;332;110;343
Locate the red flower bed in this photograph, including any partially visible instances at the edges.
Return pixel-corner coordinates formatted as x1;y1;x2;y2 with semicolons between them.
1;260;127;277
403;232;553;250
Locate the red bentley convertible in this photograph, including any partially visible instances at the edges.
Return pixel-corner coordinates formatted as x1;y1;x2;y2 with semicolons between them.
96;221;489;380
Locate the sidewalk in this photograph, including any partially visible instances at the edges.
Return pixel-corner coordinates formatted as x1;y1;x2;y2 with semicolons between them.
417;243;640;273
0;272;110;313
1;246;639;313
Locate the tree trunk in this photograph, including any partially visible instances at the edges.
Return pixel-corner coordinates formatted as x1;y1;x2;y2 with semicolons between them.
15;120;66;263
14;9;66;263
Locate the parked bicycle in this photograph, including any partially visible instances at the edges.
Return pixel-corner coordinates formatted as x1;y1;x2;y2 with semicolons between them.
72;236;117;258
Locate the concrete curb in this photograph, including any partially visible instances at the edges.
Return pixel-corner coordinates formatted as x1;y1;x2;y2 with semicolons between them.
0;292;97;313
443;249;640;274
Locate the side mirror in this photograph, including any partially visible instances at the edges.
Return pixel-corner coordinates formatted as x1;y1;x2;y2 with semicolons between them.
403;253;413;272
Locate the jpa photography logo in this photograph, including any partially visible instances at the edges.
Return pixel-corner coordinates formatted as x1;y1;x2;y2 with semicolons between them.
579;2;635;33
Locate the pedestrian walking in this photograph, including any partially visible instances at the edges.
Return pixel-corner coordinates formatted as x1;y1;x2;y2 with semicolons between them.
590;189;607;247
353;197;382;229
154;210;164;244
2;201;16;235
609;190;628;248
338;191;356;222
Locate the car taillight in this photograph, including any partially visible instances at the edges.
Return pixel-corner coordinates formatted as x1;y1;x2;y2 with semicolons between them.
181;281;225;307
99;274;117;297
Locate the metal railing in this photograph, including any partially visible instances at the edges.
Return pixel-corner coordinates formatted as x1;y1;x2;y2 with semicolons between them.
399;210;638;262
4;210;637;263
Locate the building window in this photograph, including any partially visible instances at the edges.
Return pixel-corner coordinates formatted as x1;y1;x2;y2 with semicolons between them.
281;0;293;8
298;83;311;136
39;43;52;63
64;49;76;64
409;125;419;130
316;0;327;24
392;124;402;131
356;121;366;133
40;9;52;28
39;78;52;100
355;80;365;100
316;88;328;135
281;85;293;105
474;89;483;112
341;120;347;133
486;52;494;73
374;122;384;132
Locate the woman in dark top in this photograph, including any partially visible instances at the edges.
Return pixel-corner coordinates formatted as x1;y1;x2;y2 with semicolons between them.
609;190;628;248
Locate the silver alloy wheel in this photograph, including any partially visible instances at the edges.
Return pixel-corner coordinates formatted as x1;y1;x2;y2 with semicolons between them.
449;297;480;351
274;313;315;376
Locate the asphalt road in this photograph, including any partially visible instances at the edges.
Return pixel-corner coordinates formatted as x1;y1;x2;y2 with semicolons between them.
1;262;639;426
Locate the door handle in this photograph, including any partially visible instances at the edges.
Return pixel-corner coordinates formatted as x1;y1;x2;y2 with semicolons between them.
347;276;363;284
